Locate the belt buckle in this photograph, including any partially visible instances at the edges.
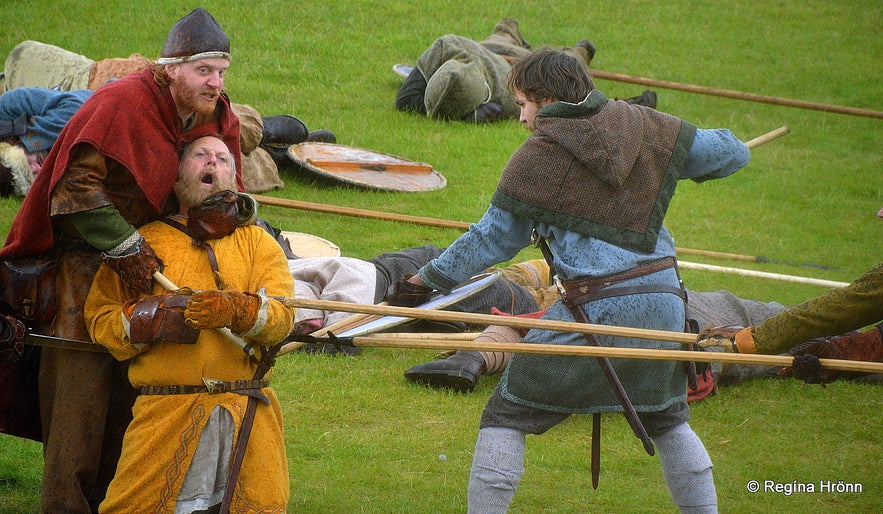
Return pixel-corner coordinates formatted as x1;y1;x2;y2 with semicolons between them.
554;274;568;301
202;377;226;394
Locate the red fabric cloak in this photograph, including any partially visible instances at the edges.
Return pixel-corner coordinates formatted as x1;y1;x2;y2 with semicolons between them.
0;67;242;258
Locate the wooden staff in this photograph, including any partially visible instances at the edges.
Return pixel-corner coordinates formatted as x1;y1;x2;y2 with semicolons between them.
277;296;700;344
678;262;848;288
745;125;790;149
669;247;839;271
252;125;841;275
252;194;471;230
589;69;883;119
345;333;883;375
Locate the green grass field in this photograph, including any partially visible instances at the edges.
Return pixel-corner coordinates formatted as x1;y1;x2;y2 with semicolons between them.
1;1;880;512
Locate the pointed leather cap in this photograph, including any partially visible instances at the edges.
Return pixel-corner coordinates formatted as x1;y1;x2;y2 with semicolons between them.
159;8;230;63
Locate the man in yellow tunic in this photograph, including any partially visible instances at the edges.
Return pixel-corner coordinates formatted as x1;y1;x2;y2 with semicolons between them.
85;135;294;512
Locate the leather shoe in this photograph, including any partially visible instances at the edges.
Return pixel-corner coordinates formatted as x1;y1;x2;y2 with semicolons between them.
260;115;308;147
624;90;658;109
306;129;336;143
404;350;486;392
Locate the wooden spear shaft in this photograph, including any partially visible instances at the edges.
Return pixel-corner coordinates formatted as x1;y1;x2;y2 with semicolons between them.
254;123;825;275
589;69;883;119
348;334;883;375
252;194;470;230
678;261;847;288
745;125;790;149
276;296;699;344
258;126;788;232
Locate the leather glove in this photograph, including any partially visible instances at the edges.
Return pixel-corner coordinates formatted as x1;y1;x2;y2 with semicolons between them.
123;293;199;346
786;326;883;384
697;325;758;353
184;290;261;334
470;102;504;123
1;314;27;364
386;274;432;307
102;236;163;294
236;193;259;226
186;190;240;240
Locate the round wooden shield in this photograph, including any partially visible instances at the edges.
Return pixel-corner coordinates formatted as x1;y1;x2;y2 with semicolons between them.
286;142;446;192
279;231;341;258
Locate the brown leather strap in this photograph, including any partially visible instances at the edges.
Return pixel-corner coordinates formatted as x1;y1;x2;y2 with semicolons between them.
220;341;282;511
160;218;225;289
560;257;677;304
138;378;269;396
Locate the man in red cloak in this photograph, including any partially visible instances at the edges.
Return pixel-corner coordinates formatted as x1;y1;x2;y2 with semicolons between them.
0;8;242;513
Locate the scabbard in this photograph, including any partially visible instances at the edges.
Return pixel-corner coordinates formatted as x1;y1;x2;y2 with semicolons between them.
220;392;258;510
591;413;601;489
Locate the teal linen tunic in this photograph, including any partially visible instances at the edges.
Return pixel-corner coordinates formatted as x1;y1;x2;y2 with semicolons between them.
418;95;750;414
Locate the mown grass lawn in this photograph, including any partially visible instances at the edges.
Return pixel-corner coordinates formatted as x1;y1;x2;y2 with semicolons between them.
1;1;880;512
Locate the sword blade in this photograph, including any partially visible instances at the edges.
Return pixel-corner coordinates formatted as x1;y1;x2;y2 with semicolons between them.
25;333;108;353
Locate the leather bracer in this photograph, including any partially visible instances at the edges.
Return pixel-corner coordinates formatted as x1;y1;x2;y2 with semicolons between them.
126;293;199;345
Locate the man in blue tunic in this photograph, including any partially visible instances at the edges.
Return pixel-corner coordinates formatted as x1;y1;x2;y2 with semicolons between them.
0;87;91;196
389;48;750;513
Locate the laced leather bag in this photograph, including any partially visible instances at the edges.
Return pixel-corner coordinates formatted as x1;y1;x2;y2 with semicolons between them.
0;256;57;326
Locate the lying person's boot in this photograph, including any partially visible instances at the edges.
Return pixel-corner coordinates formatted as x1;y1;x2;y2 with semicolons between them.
262;144;291;169
306;129;336;143
624;90;658;109
405;350;486;392
575;40;596;63
260;115;309;168
405;326;517;392
261;115;309;147
260;128;336;168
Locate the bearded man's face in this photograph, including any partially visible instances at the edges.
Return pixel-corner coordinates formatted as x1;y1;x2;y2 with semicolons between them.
174;136;237;212
167;57;229;117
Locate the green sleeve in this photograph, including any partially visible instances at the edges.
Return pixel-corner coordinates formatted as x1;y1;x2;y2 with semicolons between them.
753;262;883;354
64;205;137;252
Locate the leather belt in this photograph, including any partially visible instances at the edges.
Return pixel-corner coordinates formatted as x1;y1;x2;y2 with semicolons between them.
139;378;269;396
560;257;677;305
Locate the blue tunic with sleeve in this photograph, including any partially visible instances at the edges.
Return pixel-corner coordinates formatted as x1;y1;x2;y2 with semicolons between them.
418;92;749;414
0;87;92;154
